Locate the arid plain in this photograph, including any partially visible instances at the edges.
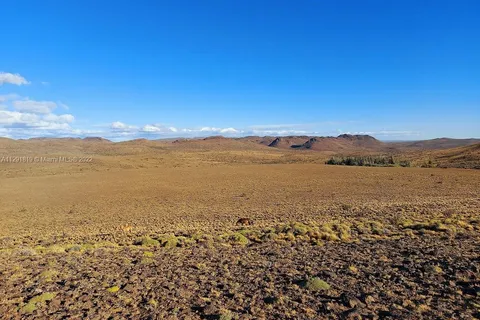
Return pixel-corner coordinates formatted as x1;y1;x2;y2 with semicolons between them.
0;136;479;319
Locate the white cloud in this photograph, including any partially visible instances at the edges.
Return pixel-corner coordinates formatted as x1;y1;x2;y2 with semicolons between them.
106;122;241;138
0;110;39;127
111;121;128;129
199;127;240;134
249;124;304;130
12;99;57;114
0;93;20;103
250;129;309;136
0;126;98;139
339;130;421;137
141;124;178;133
0;110;75;129
219;127;238;134
0;93;79;138
111;121;138;131
142;124;163;132
0;72;30;86
43;113;75;123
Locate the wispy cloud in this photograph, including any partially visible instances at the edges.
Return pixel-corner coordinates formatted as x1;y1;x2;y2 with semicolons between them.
338;130;421;137
108;122;241;138
249;121;360;131
111;121;138;131
0;110;74;129
58;101;69;110
12;99;58;114
0;93;21;103
0;91;76;138
0;72;30;86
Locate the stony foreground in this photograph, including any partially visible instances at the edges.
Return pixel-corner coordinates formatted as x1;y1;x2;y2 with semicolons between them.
1;231;479;319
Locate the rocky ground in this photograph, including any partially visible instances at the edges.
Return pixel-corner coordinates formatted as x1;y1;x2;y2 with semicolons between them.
1;223;479;319
1;149;479;319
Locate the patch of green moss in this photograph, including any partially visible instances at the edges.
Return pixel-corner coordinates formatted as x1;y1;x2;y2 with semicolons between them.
143;251;154;257
303;277;330;291
348;265;359;274
261;231;278;241
80;243;96;251
176;236;196;246
157;234;178;248
283;232;296;241
221;232;249;246
45;245;66;254
21;303;37;314
148;299;158;307
330;222;352;240
134;236;160;247
94;241;118;248
106;285;120;293
237;229;252;236
30;292;56;303
141;257;154;264
291;222;310;235
429;265;443;273
21;292;56;313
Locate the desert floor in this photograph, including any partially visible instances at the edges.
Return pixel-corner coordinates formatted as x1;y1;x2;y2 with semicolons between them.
0;150;479;319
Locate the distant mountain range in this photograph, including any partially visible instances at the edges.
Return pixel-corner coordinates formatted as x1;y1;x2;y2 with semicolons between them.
1;134;479;154
1;134;479;169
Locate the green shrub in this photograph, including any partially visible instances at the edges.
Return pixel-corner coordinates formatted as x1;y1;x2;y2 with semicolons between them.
134;236;160;247
157;234;178;248
106;285;120;293
303;277;330;291
222;232;249;246
21;292;56;313
326;155;410;167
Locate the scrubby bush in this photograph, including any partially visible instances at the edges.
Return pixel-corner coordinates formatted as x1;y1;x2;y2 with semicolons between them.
21;292;56;314
134;236;160;247
106;285;120;293
303;277;330;291
221;232;249;246
157;234;178;248
326;155;410;167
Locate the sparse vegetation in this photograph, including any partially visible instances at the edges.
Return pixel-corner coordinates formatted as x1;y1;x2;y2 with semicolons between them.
106;286;120;293
157;234;178;248
21;292;56;314
221;232;249;246
326;155;411;167
135;236;160;247
303;277;331;291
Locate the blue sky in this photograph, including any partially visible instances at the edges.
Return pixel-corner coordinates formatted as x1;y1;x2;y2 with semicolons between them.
1;0;479;140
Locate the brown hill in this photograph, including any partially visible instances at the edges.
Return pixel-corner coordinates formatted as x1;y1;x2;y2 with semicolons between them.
266;136;311;149
83;137;111;143
236;136;276;146
428;143;480;169
391;138;480;150
288;134;386;152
